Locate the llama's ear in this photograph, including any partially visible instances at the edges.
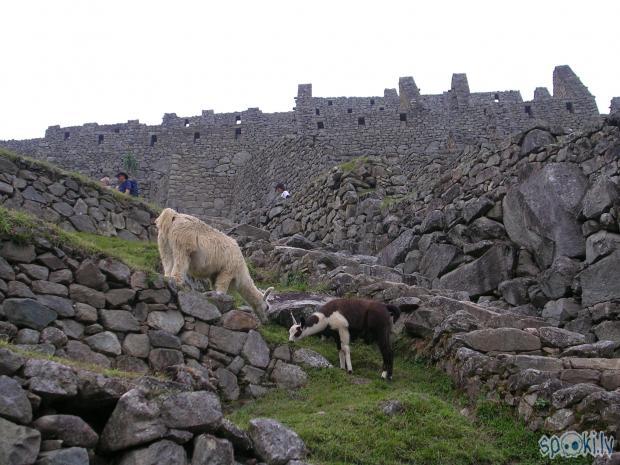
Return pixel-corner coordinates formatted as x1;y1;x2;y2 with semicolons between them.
263;287;274;302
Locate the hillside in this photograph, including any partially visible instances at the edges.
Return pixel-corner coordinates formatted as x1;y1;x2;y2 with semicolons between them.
1;113;620;465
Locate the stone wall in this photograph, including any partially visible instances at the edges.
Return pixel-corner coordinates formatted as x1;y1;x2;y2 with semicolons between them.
0;217;324;464
254;115;620;341
0;150;159;240
1;65;612;221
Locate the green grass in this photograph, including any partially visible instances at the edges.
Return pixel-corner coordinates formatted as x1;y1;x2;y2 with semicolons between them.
232;326;589;465
0;206;160;275
339;156;369;173
73;232;160;274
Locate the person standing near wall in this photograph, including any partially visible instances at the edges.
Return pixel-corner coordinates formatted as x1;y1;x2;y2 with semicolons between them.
275;183;291;199
116;172;140;197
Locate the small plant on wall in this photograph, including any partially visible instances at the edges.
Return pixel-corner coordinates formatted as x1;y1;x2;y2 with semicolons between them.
122;153;139;175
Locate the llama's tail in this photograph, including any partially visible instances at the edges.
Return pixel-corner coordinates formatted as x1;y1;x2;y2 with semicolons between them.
386;304;401;322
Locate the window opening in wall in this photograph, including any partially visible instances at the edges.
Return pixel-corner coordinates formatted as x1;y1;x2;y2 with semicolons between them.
64;131;70;140
184;119;190;127
194;132;200;142
315;108;320;115
235;115;241;125
370;99;375;105
235;127;242;139
114;128;120;133
379;107;384;111
347;108;352;113
317;121;324;129
98;134;104;145
328;100;333;106
399;113;407;122
358;117;365;126
494;93;499;103
525;105;533;117
150;135;157;146
566;102;574;113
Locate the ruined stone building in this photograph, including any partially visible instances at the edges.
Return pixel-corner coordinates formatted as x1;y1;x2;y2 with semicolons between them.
1;65;613;220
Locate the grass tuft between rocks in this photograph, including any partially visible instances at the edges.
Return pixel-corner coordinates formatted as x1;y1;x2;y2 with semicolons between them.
0;206;160;275
234;325;589;465
0;339;160;380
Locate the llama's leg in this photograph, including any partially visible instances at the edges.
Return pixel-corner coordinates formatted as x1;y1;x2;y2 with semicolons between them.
378;331;394;380
214;272;234;294
335;334;346;370
339;328;352;374
170;251;190;286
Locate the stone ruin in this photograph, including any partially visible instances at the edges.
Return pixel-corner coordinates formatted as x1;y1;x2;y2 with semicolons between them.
0;67;619;464
0;65;614;221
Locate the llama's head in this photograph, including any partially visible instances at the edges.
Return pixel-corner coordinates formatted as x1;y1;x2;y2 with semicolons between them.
288;313;323;341
155;207;177;231
255;287;274;323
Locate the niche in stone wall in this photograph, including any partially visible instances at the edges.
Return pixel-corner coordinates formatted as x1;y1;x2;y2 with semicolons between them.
235;127;242;139
494;93;500;103
184;119;190;127
98;134;104;145
150;135;157;146
400;113;407;122
525;105;533;118
114;128;120;133
358;117;365;126
315;108;320;115
370;99;375;105
347;108;352;113
566;102;574;113
194;132;200;142
317;122;324;129
64;131;70;140
328;100;333;106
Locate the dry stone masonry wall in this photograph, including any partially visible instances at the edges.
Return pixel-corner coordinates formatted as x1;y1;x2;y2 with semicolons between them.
0;151;159;240
1;66;613;221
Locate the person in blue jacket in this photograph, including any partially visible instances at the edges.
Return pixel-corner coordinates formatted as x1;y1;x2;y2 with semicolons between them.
116;172;140;197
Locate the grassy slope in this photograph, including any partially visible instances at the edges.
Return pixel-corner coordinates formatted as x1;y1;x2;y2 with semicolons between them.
0;206;590;464
231;325;589;465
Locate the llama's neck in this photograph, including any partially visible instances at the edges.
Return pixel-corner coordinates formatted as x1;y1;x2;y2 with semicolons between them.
237;279;264;310
300;313;329;338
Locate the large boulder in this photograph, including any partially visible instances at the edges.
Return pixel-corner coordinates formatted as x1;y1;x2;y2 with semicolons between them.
419;243;461;279
539;256;581;299
460;328;541;352
438;244;515;297
503;163;587;269
33;415;98;447
177;291;221;323
0;375;32;424
0;416;41;465
579;251;620;307
99;389;167;452
23;359;78;399
117;439;188;465
241;330;270;368
376;229;416;267
581;176;620;219
160;391;223;432
34;447;89;465
248;418;307;465
191;434;234;465
270;361;307;389
2;298;57;330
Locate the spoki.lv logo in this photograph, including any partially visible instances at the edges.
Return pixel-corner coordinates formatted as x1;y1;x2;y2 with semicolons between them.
539;431;615;459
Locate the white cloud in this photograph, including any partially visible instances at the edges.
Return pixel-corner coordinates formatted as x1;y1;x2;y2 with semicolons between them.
1;0;618;139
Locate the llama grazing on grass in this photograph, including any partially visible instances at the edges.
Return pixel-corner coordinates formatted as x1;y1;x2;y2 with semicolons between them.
288;298;401;380
155;208;273;323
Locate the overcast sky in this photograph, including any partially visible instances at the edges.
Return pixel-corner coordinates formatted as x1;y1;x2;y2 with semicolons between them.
1;0;618;140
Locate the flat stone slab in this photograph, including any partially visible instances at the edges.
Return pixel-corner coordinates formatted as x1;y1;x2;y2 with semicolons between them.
460;328;541;352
